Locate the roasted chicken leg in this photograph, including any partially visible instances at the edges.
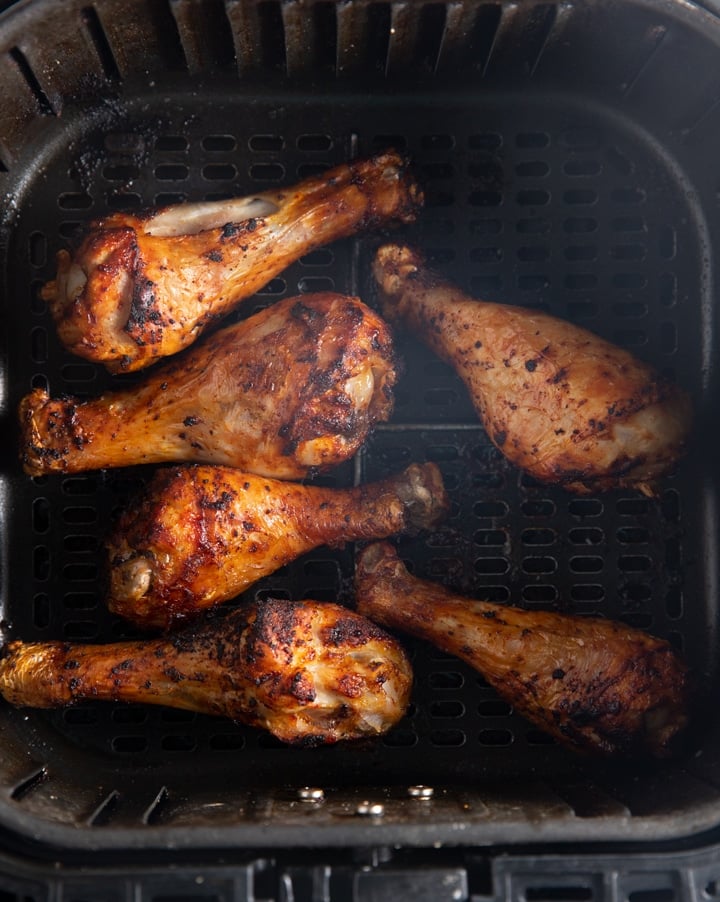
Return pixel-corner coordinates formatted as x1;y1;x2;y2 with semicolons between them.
20;292;396;478
107;462;449;630
356;542;690;757
0;599;412;745
373;244;691;494
42;151;422;373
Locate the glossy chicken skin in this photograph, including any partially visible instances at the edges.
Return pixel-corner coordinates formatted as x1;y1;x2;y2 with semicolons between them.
373;244;691;494
20;292;396;477
0;599;413;745
107;462;449;630
42;151;422;373
356;542;690;757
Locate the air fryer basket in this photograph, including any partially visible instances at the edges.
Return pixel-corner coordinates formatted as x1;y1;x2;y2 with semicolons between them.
0;0;719;864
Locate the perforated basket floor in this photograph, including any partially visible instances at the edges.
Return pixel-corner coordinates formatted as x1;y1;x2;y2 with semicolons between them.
0;0;720;858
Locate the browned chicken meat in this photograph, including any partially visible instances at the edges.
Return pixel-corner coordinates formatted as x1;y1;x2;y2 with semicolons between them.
20;292;396;478
356;542;690;757
41;151;422;373
0;598;412;746
107;462;449;631
373;243;692;494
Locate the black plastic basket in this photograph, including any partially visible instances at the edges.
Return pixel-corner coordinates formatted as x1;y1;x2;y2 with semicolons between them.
1;0;720;897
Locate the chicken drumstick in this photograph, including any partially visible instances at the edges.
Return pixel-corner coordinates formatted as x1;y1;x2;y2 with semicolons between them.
373;243;691;494
43;151;422;372
107;461;449;630
20;292;396;478
0;598;412;746
356;542;690;757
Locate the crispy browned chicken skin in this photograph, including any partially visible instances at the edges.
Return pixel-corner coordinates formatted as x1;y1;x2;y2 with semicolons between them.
373;244;691;494
0;599;412;746
41;151;422;373
356;542;690;757
107;462;449;630
20;292;396;478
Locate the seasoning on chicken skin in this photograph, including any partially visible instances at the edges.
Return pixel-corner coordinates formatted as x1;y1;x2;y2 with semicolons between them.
356;542;690;758
107;461;449;630
373;243;691;494
0;599;413;746
20;292;396;478
42;151;422;372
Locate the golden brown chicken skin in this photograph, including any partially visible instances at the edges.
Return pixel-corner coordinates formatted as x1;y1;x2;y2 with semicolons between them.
356;542;690;758
373;244;691;494
42;151;422;373
20;292;396;478
107;462;449;630
0;599;413;746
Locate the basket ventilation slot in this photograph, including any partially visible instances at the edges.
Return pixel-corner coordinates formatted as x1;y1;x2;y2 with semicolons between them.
8;47;57;116
81;6;121;80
